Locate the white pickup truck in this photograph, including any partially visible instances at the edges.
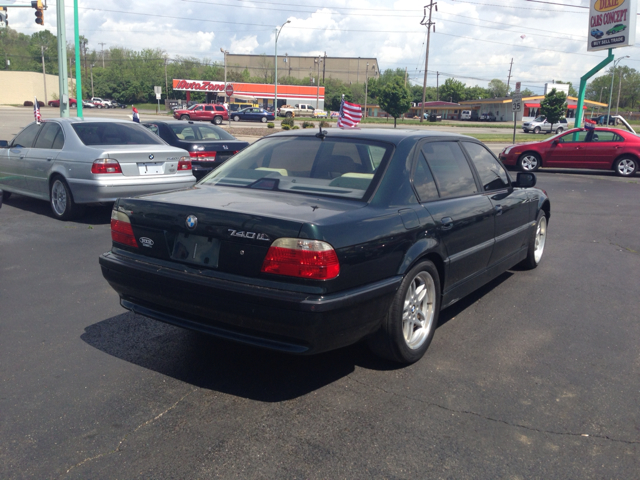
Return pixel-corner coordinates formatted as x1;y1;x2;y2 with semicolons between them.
278;104;317;118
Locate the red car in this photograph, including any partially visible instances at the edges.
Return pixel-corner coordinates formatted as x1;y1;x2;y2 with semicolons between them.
173;104;229;124
500;127;639;177
47;98;78;108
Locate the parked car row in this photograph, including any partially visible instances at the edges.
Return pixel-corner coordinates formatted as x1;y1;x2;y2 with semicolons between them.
522;116;568;134
90;97;127;109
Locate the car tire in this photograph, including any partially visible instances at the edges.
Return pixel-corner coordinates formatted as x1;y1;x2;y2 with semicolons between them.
261;116;267;123
233;115;240;122
519;210;548;270
286;112;293;118
49;176;84;220
518;152;541;172
367;260;441;364
2;190;11;201
556;127;563;134
180;115;190;121
613;156;638;177
533;126;541;134
213;116;222;125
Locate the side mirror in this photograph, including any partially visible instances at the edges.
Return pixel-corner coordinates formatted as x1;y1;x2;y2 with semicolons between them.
552;139;559;145
514;172;536;188
0;140;8;148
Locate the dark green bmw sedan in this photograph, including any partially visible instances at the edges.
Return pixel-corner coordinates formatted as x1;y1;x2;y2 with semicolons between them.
100;128;550;364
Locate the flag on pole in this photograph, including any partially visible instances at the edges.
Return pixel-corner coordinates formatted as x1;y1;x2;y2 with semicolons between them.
337;96;362;128
34;97;41;124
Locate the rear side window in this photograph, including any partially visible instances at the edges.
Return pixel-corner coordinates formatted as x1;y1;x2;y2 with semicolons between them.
413;153;439;202
421;142;477;198
214;106;225;112
12;123;41;148
34;122;63;149
72;123;164;145
462;142;509;191
592;131;624;142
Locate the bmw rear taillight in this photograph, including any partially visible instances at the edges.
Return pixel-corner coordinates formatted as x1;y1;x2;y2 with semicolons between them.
189;151;216;162
178;156;192;170
110;209;138;248
91;159;122;174
261;238;339;280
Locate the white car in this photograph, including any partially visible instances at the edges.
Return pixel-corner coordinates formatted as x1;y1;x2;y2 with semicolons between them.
0;118;196;219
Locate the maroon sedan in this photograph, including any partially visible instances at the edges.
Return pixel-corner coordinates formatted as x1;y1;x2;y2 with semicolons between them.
499;127;639;177
47;98;77;108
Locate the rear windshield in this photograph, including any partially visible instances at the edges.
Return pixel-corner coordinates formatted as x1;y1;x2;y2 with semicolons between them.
199;136;392;200
72;123;164;146
169;124;235;141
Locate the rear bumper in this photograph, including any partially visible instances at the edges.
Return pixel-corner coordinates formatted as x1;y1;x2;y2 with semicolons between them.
67;175;196;203
99;251;400;354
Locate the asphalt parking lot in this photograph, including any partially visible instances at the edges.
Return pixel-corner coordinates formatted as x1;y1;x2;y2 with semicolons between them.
1;110;639;478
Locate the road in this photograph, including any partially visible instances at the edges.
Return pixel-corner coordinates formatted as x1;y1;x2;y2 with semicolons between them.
1;119;639;477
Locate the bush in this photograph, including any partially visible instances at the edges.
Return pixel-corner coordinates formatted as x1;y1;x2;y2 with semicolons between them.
292;125;300;130
267;122;275;129
320;120;330;128
282;125;291;130
281;117;295;127
302;121;315;129
23;101;33;107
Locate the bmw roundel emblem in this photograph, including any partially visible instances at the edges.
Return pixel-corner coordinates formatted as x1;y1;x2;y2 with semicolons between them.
186;215;197;230
149;154;154;160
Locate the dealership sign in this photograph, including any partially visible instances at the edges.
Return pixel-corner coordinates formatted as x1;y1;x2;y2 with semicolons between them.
588;0;637;51
172;79;226;91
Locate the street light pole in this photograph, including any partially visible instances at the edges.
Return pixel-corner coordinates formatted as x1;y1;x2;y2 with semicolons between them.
364;62;369;119
274;19;290;114
608;55;629;121
315;56;322;109
40;45;47;104
220;48;228;97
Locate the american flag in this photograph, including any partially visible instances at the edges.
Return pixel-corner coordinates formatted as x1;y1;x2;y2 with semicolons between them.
34;97;41;124
337;97;362;128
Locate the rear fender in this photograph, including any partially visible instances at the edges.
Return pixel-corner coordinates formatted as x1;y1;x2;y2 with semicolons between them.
397;237;446;277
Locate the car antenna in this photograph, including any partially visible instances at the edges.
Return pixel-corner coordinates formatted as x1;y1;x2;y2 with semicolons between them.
316;122;327;140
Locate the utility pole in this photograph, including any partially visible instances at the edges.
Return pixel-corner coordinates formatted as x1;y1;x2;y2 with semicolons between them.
404;66;408;87
164;54;169;99
357;57;360;84
364;62;369;118
616;69;623;115
419;1;436;123
40;45;47;103
315;55;322;109
506;57;513;94
322;51;326;83
99;42;106;68
436;71;439;100
90;63;94;98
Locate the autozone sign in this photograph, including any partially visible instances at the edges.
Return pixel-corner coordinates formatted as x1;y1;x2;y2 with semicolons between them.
172;79;226;91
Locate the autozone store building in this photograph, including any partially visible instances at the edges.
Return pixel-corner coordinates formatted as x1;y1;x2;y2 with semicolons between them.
172;79;325;110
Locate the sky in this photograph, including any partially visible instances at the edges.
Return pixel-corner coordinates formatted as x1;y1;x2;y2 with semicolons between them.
4;0;640;94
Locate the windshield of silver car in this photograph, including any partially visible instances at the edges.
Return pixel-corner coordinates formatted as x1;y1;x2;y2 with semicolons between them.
199;136;392;200
72;123;165;146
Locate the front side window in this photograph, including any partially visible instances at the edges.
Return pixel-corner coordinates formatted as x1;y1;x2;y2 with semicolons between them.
421;142;477;198
72;123;164;145
557;131;589;143
11;123;42;148
462;142;510;191
200;136;393;200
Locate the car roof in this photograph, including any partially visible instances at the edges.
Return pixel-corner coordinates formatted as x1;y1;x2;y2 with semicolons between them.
46;117;138;125
267;128;476;144
142;120;224;126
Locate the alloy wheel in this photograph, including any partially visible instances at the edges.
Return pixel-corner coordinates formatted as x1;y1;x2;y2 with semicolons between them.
402;271;436;350
51;180;68;216
534;216;547;264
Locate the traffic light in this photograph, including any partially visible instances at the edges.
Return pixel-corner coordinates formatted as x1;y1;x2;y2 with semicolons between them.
0;7;8;28
31;0;44;26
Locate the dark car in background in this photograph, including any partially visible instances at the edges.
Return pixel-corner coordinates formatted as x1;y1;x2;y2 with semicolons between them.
100;128;549;364
230;107;276;123
143;120;249;179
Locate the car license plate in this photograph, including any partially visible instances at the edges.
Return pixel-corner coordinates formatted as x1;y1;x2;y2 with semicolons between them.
171;233;220;267
138;162;165;175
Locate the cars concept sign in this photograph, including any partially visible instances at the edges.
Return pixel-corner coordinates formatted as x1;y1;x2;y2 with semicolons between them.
588;0;636;51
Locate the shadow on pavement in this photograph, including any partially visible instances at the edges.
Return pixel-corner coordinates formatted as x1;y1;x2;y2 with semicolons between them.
3;193;112;225
82;272;514;402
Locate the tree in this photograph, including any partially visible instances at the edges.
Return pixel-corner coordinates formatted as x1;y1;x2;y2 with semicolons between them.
540;88;567;124
520;88;536;97
378;78;411;128
463;85;490;101
487;79;508;98
438;78;466;103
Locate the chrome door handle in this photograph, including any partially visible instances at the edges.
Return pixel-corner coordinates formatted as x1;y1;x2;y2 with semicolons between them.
441;217;453;230
19;155;25;159
494;205;503;216
47;158;53;161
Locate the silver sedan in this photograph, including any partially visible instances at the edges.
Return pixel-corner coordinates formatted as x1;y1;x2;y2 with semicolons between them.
0;118;196;219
